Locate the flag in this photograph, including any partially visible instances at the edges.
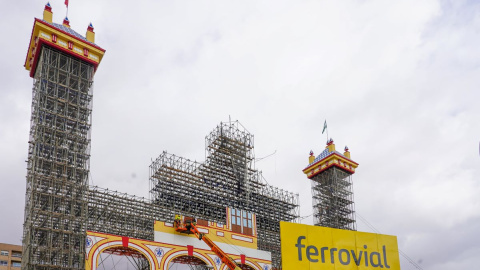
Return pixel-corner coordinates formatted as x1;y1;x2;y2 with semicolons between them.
65;0;69;7
322;120;327;134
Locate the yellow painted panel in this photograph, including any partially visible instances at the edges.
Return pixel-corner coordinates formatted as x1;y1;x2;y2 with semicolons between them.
376;234;401;270
355;232;378;270
331;229;356;270
154;220;257;249
280;222;400;270
280;221;310;270
306;224;334;270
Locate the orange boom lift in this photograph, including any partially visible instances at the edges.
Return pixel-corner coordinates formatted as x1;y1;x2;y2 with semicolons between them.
174;216;242;270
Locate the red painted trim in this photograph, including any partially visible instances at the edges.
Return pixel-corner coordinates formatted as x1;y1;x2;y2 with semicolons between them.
121;236;129;247
306;163;355;179
88;240;159;269
86;236;160;269
303;152;359;172
87;230;158;244
29;45;41;78
29;39;100;78
24;20;38;68
34;18;106;52
88;230;269;265
241;254;246;264
187;245;194;256
166;250;217;268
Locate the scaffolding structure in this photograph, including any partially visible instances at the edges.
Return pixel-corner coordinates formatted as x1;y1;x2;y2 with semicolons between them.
86;186;169;241
23;46;94;270
22;11;299;270
149;121;300;268
303;143;358;231
310;166;356;230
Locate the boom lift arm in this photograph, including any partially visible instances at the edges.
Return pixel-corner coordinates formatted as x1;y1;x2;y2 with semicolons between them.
174;216;242;270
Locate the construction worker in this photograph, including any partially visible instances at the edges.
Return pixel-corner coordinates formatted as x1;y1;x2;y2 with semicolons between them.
174;215;181;228
185;217;192;231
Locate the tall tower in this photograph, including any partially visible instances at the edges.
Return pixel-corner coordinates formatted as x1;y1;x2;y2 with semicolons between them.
302;139;359;230
22;3;105;269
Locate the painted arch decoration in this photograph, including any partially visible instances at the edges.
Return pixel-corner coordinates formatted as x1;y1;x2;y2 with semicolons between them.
85;230;271;270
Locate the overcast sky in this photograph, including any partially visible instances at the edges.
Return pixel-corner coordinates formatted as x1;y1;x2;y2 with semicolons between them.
1;0;479;269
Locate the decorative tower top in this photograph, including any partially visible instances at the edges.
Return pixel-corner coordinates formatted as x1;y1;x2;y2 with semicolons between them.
86;22;95;43
303;139;358;179
344;146;351;159
43;2;52;23
326;138;335;152
24;4;106;77
63;16;70;27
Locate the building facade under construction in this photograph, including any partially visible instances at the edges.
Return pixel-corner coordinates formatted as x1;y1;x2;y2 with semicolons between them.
149;121;299;267
22;4;299;270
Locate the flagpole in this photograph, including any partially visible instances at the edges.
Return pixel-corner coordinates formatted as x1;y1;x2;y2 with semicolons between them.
322;120;328;144
65;0;69;18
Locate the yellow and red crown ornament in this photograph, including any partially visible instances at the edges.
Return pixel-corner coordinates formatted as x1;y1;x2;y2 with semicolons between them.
25;2;105;77
303;138;359;179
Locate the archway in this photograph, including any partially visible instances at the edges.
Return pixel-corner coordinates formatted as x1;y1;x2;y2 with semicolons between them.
168;255;212;270
96;246;151;270
238;264;255;270
220;261;259;270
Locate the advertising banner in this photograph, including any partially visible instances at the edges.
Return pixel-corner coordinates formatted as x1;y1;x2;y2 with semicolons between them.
280;222;400;269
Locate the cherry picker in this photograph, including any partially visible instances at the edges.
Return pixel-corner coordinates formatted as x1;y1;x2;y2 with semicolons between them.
174;216;242;270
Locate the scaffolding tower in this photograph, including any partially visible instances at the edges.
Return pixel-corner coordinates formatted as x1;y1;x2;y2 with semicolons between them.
22;7;105;269
22;46;95;269
150;121;300;268
310;166;356;230
303;140;359;230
